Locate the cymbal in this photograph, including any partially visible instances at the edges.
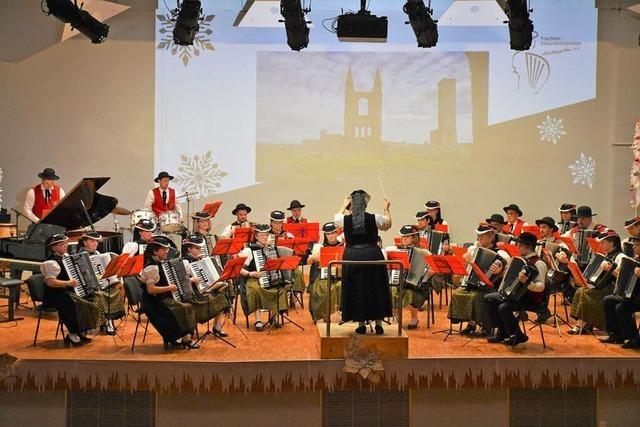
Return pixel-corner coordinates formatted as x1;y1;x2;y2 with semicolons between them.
112;206;133;216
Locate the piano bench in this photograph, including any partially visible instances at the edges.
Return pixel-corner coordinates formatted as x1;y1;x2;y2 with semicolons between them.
0;278;24;323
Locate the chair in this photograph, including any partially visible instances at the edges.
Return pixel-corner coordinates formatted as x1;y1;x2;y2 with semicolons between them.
26;274;65;346
123;276;149;352
519;283;551;349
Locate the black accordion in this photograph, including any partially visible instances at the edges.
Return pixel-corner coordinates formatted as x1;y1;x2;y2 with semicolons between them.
424;230;445;255
461;247;500;290
582;253;616;289
389;247;429;291
161;258;194;303
253;245;290;289
498;257;538;303
573;229;596;266
539;242;570;289
614;256;640;304
62;253;101;298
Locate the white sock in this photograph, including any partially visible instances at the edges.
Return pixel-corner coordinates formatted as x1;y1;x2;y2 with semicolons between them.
68;333;81;343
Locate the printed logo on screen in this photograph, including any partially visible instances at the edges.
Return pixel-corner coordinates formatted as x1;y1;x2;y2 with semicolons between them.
156;14;215;66
175;151;228;198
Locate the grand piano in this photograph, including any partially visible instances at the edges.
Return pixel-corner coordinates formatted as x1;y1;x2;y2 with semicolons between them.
0;177;123;278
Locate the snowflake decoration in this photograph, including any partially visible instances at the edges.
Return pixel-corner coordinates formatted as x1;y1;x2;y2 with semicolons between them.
156;14;215;66
175;151;228;198
537;115;566;144
568;153;595;189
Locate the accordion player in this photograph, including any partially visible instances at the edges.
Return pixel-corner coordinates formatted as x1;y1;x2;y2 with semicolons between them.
602;237;640;348
40;233;104;347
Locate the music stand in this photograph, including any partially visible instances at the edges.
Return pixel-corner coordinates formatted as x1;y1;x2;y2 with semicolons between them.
564;261;600;340
262;256;303;334
194;256;248;348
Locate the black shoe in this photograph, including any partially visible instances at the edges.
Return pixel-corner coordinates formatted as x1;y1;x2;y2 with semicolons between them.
78;333;92;343
375;325;384;335
460;324;476;336
535;309;552;324
355;325;366;335
471;328;492;338
600;335;624;344
505;333;529;346
212;328;228;338
182;340;200;349
254;321;264;332
487;334;507;344
622;338;640;349
64;335;84;347
407;320;419;330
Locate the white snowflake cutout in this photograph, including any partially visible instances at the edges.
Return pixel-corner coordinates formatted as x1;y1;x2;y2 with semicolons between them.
174;151;228;198
537;115;567;144
568;153;595;189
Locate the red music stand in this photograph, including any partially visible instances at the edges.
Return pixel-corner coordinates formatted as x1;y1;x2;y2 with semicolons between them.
435;224;449;233
284;222;320;242
557;236;578;254
497;242;520;258
212;238;244;256
234;228;253;244
386;251;410;270
470;262;494;289
320;246;344;267
103;254;129;278
218;256;247;282
586;237;604;255
261;256;304;333
202;200;223;218
567;261;589;287
119;255;144;277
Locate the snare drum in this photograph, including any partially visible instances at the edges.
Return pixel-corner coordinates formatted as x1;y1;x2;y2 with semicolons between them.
159;211;183;233
0;223;17;238
130;209;156;229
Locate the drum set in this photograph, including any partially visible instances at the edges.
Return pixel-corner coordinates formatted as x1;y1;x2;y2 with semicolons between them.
125;209;187;253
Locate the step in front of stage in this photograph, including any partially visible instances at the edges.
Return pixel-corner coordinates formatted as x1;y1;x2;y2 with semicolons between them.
317;322;409;360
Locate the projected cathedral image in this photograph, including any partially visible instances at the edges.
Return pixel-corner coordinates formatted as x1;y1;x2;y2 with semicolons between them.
1;1;640;426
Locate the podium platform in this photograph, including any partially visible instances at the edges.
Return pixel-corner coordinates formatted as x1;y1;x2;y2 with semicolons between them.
317;322;409;360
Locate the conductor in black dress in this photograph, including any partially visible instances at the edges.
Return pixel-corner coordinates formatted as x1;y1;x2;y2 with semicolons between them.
335;190;392;335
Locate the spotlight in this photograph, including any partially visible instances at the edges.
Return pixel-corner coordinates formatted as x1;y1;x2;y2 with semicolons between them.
173;0;203;46
505;0;533;51
403;0;438;48
44;0;109;43
279;0;311;51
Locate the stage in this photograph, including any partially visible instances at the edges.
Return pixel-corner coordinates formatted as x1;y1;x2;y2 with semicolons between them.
2;290;640;394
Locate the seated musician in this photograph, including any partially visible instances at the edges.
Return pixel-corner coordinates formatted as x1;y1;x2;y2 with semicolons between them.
557;203;577;235
448;224;510;337
602;237;640;348
138;236;198;349
567;229;625;335
122;219;156;256
182;236;229;338
238;224;290;332
191;211;213;255
534;216;567;323
40;233;103;347
145;171;183;219
414;211;430;238
23;168;66;223
484;232;548;346
77;231;125;335
424;200;448;228
622;217;640;257
486;214;507;233
270;210;294;241
385;225;430;329
286;200;308;223
307;222;344;322
220;203;253;239
503;204;528;236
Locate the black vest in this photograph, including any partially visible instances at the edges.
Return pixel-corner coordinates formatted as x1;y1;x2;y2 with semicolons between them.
344;213;378;246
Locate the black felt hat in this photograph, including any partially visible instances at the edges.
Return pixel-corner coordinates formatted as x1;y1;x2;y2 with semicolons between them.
46;233;68;246
38;168;60;180
399;225;419;236
535;216;559;232
503;204;523;216
322;222;338;233
270;210;286;221
287;200;305;210
232;203;252;215
576;206;596;218
154;171;174;183
252;223;271;233
486;214;507;225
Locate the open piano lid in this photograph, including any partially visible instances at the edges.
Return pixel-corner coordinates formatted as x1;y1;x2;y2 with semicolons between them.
35;177;118;232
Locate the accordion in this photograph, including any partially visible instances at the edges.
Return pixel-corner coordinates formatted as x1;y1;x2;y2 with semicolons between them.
498;257;538;303
614;256;640;304
582;253;616;289
559;220;577;235
623;240;634;258
424;230;445;255
573;229;596;266
189;256;222;293
89;253;117;290
389;247;430;291
496;233;516;244
161;258;194;303
62;253;101;298
253;245;286;289
461;246;500;290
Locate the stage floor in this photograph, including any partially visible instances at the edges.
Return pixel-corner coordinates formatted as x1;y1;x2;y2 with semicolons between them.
2;291;639;363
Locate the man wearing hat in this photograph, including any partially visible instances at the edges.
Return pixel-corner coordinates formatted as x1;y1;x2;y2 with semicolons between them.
307;222;344;322
145;171;183;219
40;233;103;347
286;200;308;224
562;206;607;238
602;237;640;348
502;204;528;237
385;225;431;329
486;214;507;232
220;203;253;239
23;168;66;222
448;224;511;337
622;217;640;257
557;203;577;234
122;219;156;256
77;231;125;335
139;236;198;349
181;235;230;337
484;232;548;346
568;229;624;335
